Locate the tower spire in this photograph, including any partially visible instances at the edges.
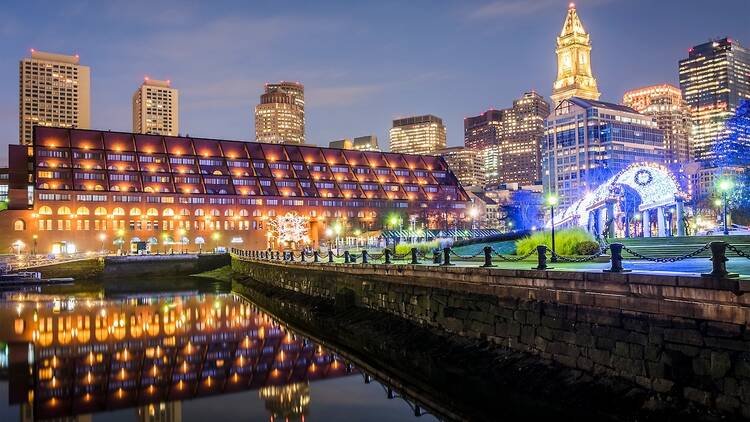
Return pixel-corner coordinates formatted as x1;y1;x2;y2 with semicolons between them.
551;3;600;105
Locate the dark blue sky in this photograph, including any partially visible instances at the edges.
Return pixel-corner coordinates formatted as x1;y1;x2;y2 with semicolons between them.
1;0;748;154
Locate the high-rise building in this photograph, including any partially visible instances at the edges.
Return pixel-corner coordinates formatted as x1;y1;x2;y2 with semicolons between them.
132;78;179;136
329;135;380;151
255;81;305;144
389;115;446;155
542;98;665;208
464;92;550;186
679;38;750;163
436;146;484;188
19;50;90;145
551;3;600;106
622;84;692;165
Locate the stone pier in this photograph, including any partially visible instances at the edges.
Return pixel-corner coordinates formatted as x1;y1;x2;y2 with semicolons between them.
231;256;750;418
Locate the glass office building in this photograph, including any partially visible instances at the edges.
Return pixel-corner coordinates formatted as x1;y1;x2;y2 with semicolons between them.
542;97;665;207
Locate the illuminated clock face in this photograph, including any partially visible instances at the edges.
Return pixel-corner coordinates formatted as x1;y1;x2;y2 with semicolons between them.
562;53;572;70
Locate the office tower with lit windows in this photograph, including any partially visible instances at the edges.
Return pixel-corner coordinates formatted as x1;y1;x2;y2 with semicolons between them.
389;115;446;155
436;146;484;188
132;78;179;136
255;81;305;144
19;50;90;145
551;3;600;106
679;38;750;163
543;98;665;208
464;92;550;186
623;84;692;165
329;135;380;151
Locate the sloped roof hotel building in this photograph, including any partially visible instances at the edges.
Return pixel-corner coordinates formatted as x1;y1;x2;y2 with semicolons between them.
0;127;470;254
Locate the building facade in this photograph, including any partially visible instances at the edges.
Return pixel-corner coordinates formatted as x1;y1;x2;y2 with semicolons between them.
436;146;484;188
542;98;665;208
0;127;469;254
464;92;550;186
622;84;692;165
132;78;179;136
389;115;446;155
255;82;305;144
19;50;91;145
679;38;750;163
551;4;600;106
329;135;380;151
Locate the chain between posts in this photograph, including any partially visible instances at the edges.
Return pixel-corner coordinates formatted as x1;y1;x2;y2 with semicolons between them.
725;244;750;260
620;243;711;263
491;248;537;262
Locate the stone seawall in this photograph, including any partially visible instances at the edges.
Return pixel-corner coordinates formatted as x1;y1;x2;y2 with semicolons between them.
103;254;229;279
232;257;750;418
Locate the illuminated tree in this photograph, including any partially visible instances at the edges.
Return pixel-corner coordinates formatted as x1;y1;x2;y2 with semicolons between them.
269;212;310;246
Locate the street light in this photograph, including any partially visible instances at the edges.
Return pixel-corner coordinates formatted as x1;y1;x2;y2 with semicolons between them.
212;232;220;253
469;207;479;230
32;234;38;256
546;193;559;262
117;229;125;255
98;233;106;254
718;178;734;235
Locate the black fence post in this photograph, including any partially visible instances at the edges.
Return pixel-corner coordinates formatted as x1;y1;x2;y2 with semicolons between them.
344;251;351;264
441;247;453;266
482;246;495;268
534;245;551;270
314;250;320;263
289;251;295;262
384;249;392;264
276;251;281;260
604;243;630;273
362;250;369;264
300;251;306;263
410;248;419;265
328;250;334;263
702;241;739;278
433;250;441;264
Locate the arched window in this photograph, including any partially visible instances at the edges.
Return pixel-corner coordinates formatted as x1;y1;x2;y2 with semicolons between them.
14;219;25;231
212;170;222;176
224;209;234;217
218;189;228;194
162;208;175;217
252;210;262;217
144;186;154;193
39;206;53;215
57;206;71;215
147;208;159;216
129;208;141;216
180;208;190;216
211;209;220;216
39;183;49;189
194;209;205;216
76;206;90;216
239;209;249;217
111;186;120;191
94;184;105;191
113;207;125;216
94;207;107;216
268;210;276;217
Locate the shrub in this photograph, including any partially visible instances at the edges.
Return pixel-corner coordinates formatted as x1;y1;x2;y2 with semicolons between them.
394;241;440;255
575;240;601;256
515;228;595;256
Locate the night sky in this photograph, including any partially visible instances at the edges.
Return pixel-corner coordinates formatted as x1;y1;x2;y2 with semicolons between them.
0;0;748;157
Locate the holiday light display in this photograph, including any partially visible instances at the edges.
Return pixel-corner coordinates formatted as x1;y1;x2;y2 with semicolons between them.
268;212;310;247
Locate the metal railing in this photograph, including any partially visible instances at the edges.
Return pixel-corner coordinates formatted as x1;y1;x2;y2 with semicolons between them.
0;252;107;272
231;239;749;279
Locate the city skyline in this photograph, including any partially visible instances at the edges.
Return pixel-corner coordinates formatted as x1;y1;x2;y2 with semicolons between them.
0;0;748;157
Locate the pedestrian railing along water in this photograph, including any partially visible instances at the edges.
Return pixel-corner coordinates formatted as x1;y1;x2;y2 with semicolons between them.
231;239;750;279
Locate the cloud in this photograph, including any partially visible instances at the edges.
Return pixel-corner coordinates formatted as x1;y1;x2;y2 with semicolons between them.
467;0;614;20
307;84;385;107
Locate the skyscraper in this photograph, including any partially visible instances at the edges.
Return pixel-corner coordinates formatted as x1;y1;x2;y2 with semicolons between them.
255;82;305;144
543;98;665;208
389;115;446;155
551;3;600;106
436;146;484;188
622;84;692;165
19;50;90;145
464;92;550;186
679;38;750;163
329;135;380;151
132;77;179;136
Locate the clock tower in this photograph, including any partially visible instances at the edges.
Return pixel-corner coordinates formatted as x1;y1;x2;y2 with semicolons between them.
551;3;601;105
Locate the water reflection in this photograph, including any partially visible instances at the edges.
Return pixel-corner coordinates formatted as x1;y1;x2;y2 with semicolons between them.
0;291;430;422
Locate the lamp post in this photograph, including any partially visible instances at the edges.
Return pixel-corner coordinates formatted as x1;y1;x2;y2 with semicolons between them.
32;234;38;256
546;193;559;263
469;207;479;230
117;229;125;255
718;179;734;236
98;233;106;254
212;232;220;253
178;229;186;254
